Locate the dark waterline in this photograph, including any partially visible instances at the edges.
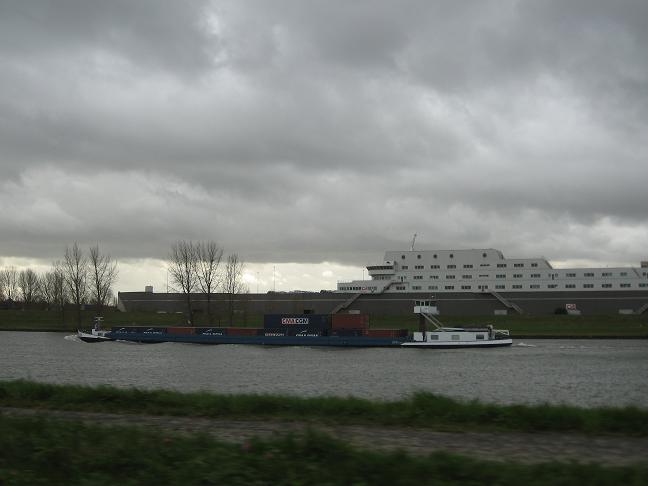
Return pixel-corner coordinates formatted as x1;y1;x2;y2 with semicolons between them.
1;332;647;407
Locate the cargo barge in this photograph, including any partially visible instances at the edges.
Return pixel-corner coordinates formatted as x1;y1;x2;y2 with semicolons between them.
78;302;512;348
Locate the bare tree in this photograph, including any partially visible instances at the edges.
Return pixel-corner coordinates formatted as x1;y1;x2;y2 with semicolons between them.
0;266;19;301
0;269;5;301
222;253;247;325
168;240;198;325
89;244;118;317
41;262;68;326
64;242;88;328
18;269;40;308
196;241;223;325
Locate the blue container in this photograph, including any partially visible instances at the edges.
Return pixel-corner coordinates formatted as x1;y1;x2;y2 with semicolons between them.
263;314;331;329
195;327;228;336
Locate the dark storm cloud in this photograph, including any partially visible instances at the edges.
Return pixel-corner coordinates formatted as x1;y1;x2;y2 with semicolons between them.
0;0;647;267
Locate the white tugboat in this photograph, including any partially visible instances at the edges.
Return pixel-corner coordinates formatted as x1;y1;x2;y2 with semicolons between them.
401;300;513;348
77;317;113;343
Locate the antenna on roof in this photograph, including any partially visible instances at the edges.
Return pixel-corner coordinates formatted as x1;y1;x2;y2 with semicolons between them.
411;233;417;251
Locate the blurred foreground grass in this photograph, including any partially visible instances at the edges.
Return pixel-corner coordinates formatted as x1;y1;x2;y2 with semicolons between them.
1;380;647;436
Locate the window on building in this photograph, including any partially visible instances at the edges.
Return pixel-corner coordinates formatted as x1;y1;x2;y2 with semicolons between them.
412;285;421;290
639;283;648;288
401;255;405;259
445;285;454;290
428;285;438;290
548;284;558;289
413;275;423;280
415;265;424;269
496;274;506;279
620;283;631;288
530;284;540;289
621;272;628;277
566;284;576;288
402;265;408;270
602;272;612;277
495;285;505;289
446;275;455;279
447;264;456;269
566;273;576;277
461;285;472;290
463;264;473;268
513;274;523;278
431;265;440;269
430;275;439;279
584;272;594;277
449;254;454;258
512;284;522;289
497;263;507;268
531;263;538;267
531;274;541;278
417;254;421;259
583;284;594;288
482;253;487;258
514;263;524;268
602;283;612;288
462;275;472;279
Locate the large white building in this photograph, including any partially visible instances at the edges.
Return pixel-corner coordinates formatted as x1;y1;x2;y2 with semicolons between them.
337;249;648;294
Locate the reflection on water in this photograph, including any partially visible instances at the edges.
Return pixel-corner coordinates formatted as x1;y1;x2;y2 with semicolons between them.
1;332;647;407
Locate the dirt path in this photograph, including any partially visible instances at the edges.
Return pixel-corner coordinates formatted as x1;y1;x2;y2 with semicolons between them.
2;407;647;466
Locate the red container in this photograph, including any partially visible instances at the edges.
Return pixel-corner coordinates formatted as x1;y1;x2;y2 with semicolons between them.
166;327;196;335
331;314;369;330
226;327;262;336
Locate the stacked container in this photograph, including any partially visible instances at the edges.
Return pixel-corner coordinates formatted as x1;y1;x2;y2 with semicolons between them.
263;314;331;337
330;314;369;337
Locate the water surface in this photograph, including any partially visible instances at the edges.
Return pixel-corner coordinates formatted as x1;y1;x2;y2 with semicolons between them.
1;332;646;407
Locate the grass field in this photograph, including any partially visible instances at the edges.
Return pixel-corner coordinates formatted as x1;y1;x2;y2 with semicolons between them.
2;381;648;484
2;415;646;485
2;309;647;336
2;380;647;436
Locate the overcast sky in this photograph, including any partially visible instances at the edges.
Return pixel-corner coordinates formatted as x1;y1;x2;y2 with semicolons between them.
1;0;647;292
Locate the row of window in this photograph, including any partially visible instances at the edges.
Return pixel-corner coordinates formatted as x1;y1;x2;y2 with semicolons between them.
402;273;633;281
407;283;646;291
346;282;648;291
397;271;632;279
403;253;492;260
401;263;542;270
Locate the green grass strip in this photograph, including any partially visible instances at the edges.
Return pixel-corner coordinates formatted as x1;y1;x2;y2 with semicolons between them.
1;380;647;436
1;415;647;485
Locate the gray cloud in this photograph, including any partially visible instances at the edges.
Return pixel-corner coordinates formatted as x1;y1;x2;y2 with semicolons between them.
1;0;647;270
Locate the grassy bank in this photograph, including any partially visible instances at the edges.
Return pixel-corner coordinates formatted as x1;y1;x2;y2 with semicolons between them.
2;416;646;485
1;309;647;336
1;380;647;436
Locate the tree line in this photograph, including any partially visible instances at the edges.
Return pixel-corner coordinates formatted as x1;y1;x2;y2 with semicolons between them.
0;240;247;328
0;243;118;327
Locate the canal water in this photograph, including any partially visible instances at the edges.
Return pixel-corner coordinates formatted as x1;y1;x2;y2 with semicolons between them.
1;332;646;407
